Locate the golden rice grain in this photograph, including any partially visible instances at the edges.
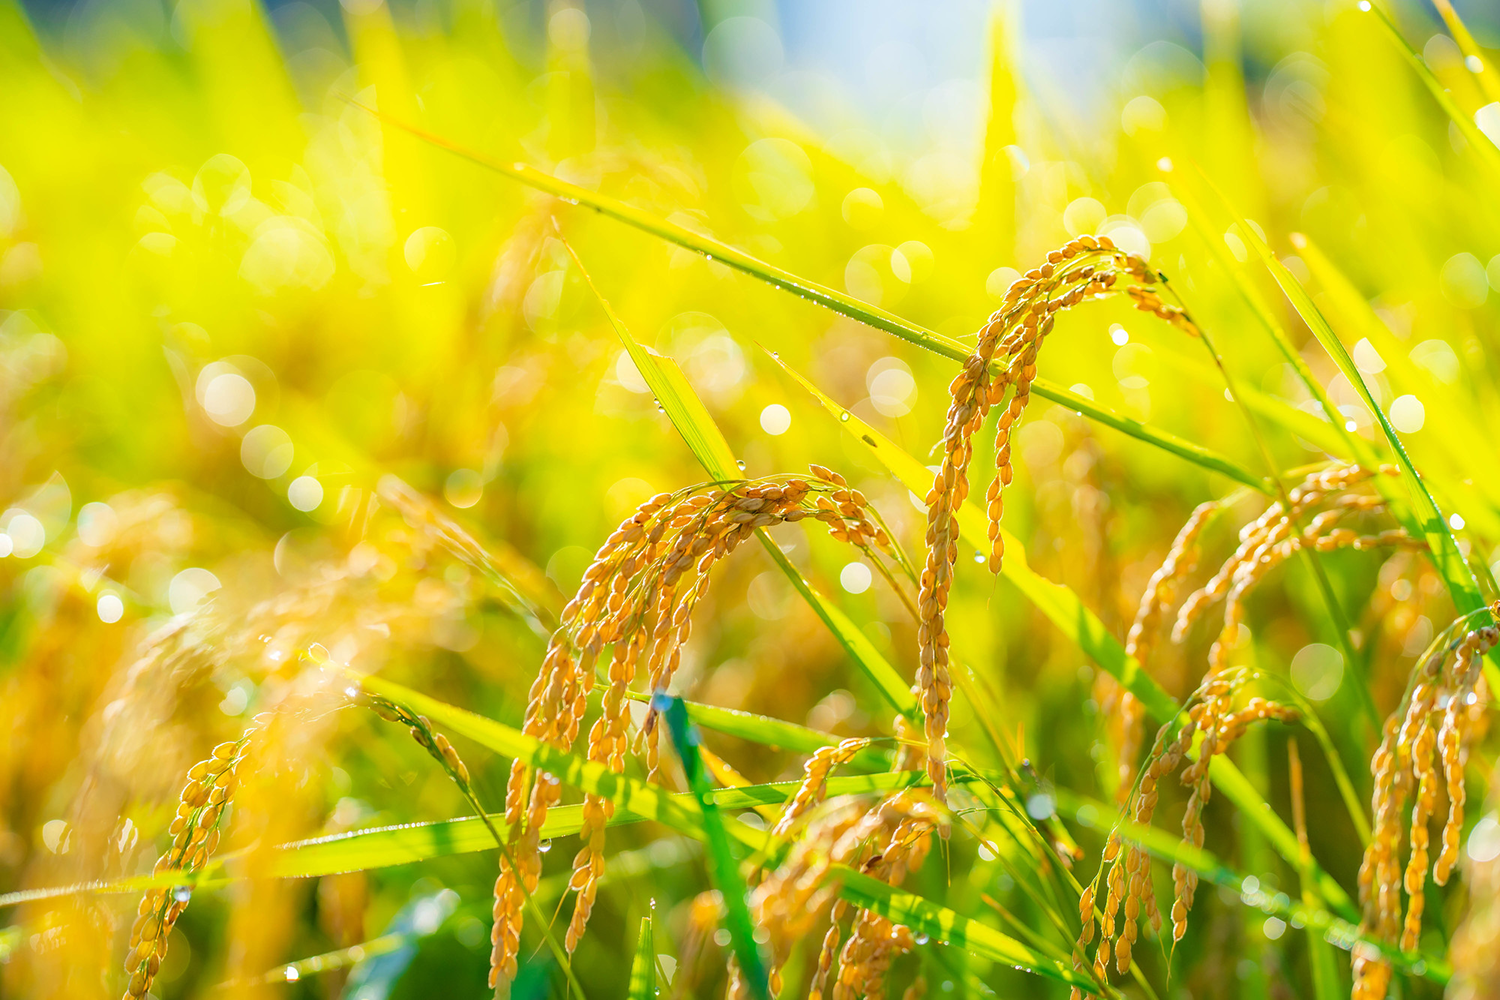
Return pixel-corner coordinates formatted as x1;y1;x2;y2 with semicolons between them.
919;239;1198;803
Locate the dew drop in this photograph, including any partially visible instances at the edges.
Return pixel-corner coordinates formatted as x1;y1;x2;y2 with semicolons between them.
538;839;553;853
736;460;747;471
772;352;780;359
915;933;930;945
973;551;986;563
173;886;192;902
839;412;851;422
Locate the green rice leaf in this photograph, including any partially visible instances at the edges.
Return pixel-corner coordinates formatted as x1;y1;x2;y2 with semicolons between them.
370;108;1274;492
1358;2;1500;183
1029;378;1270;493
620;689;892;768
362;106;954;358
658;695;769;999
1229;206;1491;608
1167;172;1365;459
1291;233;1500;537
354;679;1089;992
1059;787;1442;983
629;912;657;1000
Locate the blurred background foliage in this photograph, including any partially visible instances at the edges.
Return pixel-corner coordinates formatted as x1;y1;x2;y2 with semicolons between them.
2;0;1500;996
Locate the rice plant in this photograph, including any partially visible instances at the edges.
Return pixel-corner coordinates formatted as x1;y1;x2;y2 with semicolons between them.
1;1;1499;998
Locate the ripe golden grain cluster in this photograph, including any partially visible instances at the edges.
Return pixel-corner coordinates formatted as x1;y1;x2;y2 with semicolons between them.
917;236;1199;803
491;468;907;987
1354;620;1499;999
123;727;255;999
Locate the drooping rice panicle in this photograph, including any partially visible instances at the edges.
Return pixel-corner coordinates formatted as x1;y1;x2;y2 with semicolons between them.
491;469;910;985
122;724;258;1000
919;237;1200;804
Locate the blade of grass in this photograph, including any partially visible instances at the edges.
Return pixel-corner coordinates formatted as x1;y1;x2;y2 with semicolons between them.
1289;232;1500;534
770;351;1360;917
1028;378;1271;493
629;911;657;1000
1153;274;1379;733
620;689;891;769
561;234;917;718
1217;186;1498;604
1165;168;1366;459
657;694;769;999
1357;1;1500;182
1152;352;1352;459
1430;0;1500;106
834;866;1102;993
362;104;1275;491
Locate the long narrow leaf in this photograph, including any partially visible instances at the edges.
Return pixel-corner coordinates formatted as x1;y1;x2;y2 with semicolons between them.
835;866;1098;991
621;689;892;769
658;695;768;999
1228;200;1491;609
1358;2;1500;183
365;105;1281;490
1290;232;1500;534
1030;377;1270;493
629;912;657;1000
354;678;1084;991
1057;787;1444;983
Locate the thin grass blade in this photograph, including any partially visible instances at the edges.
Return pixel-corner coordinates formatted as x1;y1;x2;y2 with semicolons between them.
1358;2;1500;182
658;694;769;999
629;912;657;1000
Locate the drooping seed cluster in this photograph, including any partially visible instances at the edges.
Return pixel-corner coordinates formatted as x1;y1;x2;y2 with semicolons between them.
122;724;258;1000
366;694;475;793
818;792;939;1000
1173;465;1419;675
1097;500;1220;800
920;236;1199;803
1071;672;1297;995
1352;619;1499;1000
726;774;941;1000
491;469;907;988
773;738;873;837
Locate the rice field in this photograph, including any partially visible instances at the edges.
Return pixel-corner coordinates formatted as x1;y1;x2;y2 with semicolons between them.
2;1;1500;998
